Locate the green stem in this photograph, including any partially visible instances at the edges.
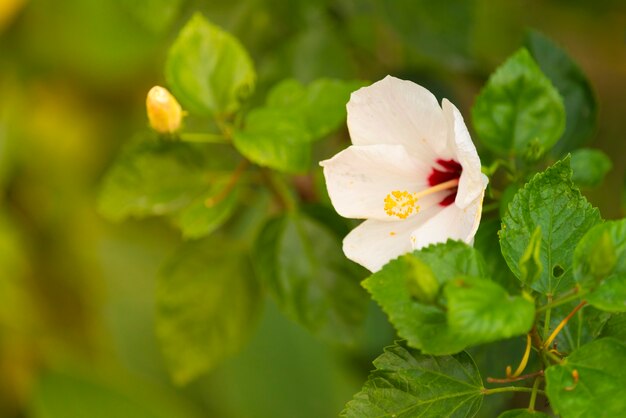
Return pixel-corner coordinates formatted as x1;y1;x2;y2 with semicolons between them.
542;296;552;341
179;132;230;143
528;377;542;411
482;386;546;396
537;288;588;313
262;170;297;212
543;349;563;365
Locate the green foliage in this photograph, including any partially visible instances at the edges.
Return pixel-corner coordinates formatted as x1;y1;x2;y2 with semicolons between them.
500;157;601;294
165;13;256;117
518;226;543;286
600;313;626;342
570;148;612;188
155;238;262;385
472;48;565;158
363;241;485;354
545;338;626;418
233;78;362;173
170;179;241;240
574;220;626;312
525;30;598;156
445;277;535;345
498;410;551;418
341;342;483;418
253;212;368;345
98;137;240;239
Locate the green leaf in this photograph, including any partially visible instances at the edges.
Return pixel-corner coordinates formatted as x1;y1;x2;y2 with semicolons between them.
545;338;626;418
550;303;611;353
341;342;483;418
363;240;485;355
233;78;362;173
570;148;612;188
233;107;312;173
574;220;626;312
472;48;565;157
253;213;368;345
98;137;237;222
404;256;440;305
474;217;517;292
156;238;261;384
165;13;255;117
498;410;551;418
267;78;364;140
500;157;601;294
519;226;543;286
170;178;240;239
445;277;535;345
600;313;626;342
525;30;598;155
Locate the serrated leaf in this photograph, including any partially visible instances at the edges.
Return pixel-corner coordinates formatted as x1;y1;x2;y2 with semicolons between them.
98;137;237;222
156;238;261;384
498;410;551;418
472;48;565;158
233;78;362;172
570;148;612;188
445;277;535;345
500;157;601;294
525;30;597;156
165;13;255;117
545;338;626;418
574;220;626;312
342;342;483;418
253;213;368;345
363;240;485;355
170;178;240;239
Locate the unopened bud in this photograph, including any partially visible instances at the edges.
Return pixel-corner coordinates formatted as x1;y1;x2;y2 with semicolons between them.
146;86;183;134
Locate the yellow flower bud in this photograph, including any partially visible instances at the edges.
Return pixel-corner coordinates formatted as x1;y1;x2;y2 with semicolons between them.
146;86;183;134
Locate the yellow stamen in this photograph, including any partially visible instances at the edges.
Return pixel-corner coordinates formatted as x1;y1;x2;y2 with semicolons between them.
383;179;459;219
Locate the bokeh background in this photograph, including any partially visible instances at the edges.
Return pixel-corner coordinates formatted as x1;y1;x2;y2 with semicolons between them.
1;0;625;417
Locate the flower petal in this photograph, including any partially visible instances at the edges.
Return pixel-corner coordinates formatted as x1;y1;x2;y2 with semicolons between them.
321;144;441;220
442;98;488;209
343;206;441;272
347;76;451;162
410;191;485;250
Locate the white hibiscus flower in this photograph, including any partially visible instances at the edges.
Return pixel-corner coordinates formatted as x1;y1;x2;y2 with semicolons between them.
320;75;488;272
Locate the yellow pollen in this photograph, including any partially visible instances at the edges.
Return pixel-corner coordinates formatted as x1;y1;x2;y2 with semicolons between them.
384;190;420;219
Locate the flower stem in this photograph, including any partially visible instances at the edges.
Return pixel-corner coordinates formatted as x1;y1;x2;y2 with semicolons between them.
205;160;248;207
487;370;543;384
528;377;542;411
537;287;588;313
482;386;546;396
507;334;532;378
544;301;587;348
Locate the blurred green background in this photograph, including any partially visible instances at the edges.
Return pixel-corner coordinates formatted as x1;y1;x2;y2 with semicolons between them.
1;0;625;417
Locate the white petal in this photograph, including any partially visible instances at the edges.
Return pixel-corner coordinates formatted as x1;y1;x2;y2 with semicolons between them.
321;144;440;220
343;207;441;272
347;76;452;162
410;191;485;250
442;98;488;209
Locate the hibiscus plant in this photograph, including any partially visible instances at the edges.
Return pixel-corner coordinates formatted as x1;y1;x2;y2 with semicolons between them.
99;13;623;418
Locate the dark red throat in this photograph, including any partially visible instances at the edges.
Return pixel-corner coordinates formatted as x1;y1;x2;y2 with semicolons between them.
427;159;462;206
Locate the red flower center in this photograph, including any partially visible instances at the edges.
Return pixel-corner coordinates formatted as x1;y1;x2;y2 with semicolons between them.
428;159;462;206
